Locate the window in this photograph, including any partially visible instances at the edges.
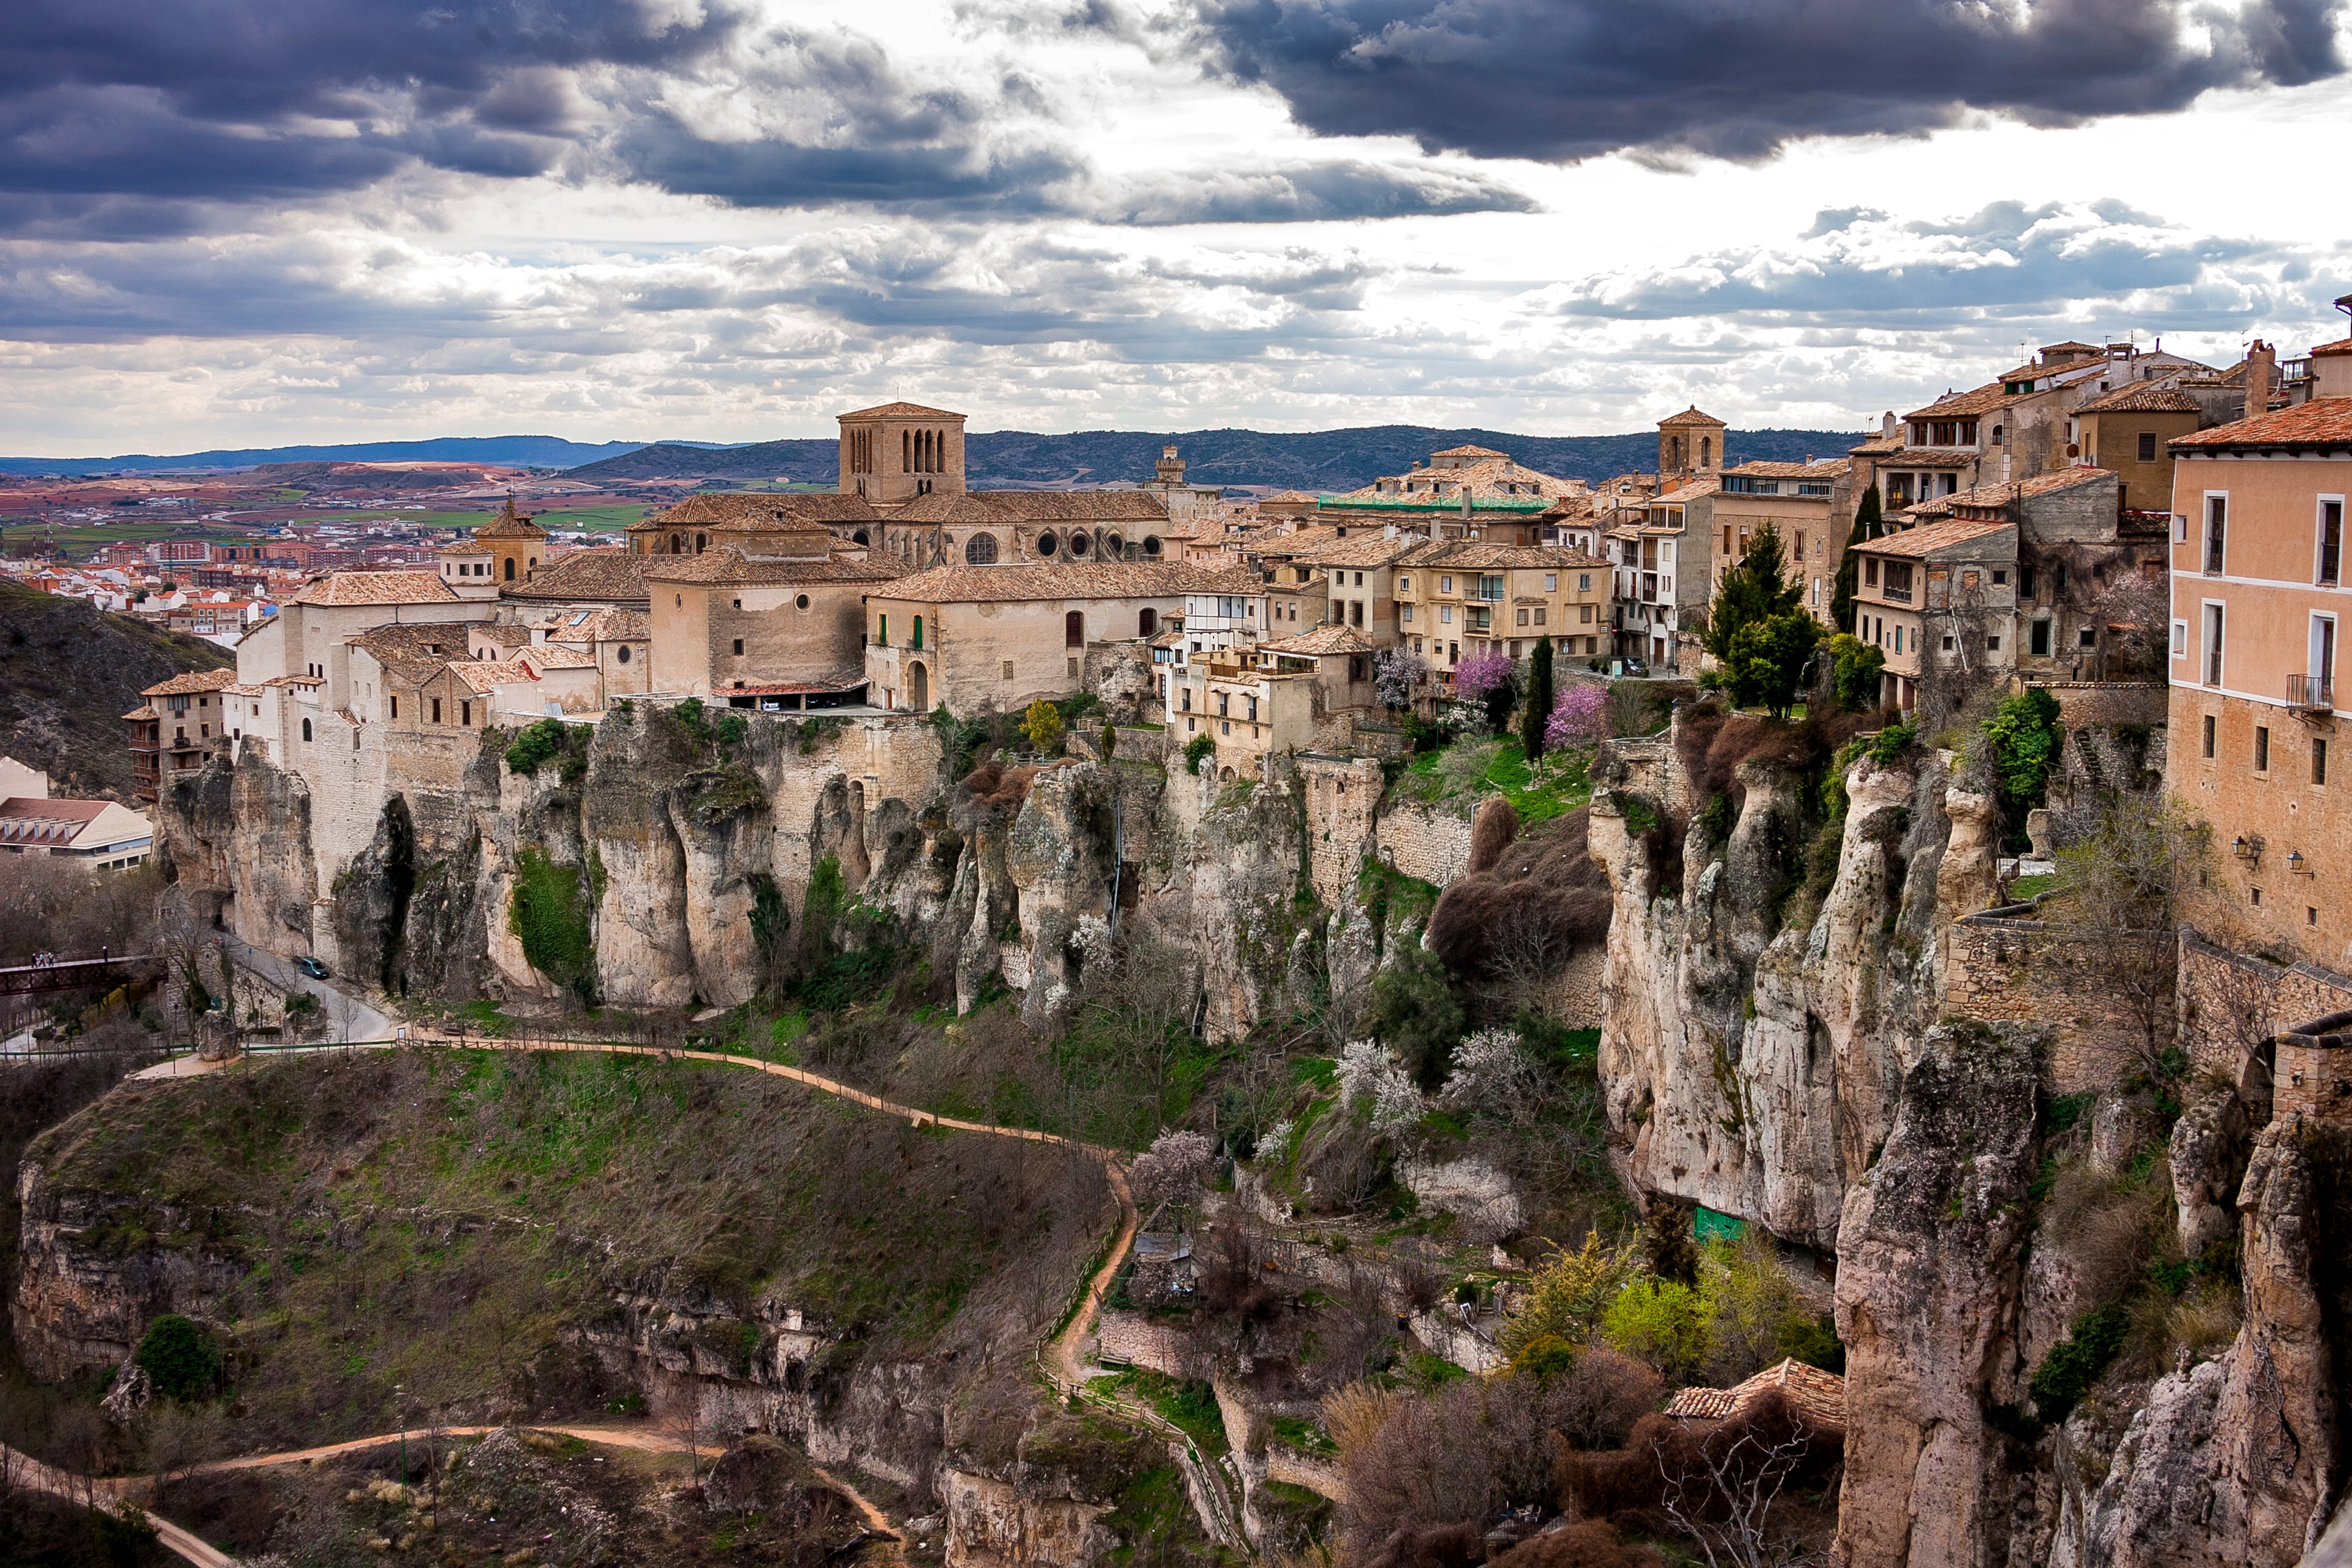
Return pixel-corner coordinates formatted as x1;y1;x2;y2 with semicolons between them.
1440;576;1452;594
2079;627;2098;649
461;701;471;726
1397;575;1412;592
2321;500;2344;586
617;645;631;663
1351;601;1364;627
1402;604;1414;624
1544;574;1557;592
2020;565;2037;600
2203;715;2217;758
1942;635;1955;651
1517;608;1529;626
1534;608;1546;625
1987;635;2002;652
1002;660;1015;681
2204;603;2224;685
2256;726;2271;773
1329;601;1343;623
431;698;442;724
1883;562;1914;604
302;719;312;742
1441;605;1453;624
1991;570;2008;586
2315;737;2329;786
2030;620;2051;657
1247;697;1258;721
1353;572;1364;586
1217;693;1228;716
2205;495;2227;573
2171;620;2187;658
878;614;887;645
390;694;398;718
2252;887;2262;908
1579;573;1591;591
732;638;744;655
2137;431;2158;462
1864;558;1879;587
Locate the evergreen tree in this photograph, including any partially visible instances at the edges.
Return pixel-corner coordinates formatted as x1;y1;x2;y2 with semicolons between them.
1831;485;1881;635
1702;520;1804;663
1521;634;1555;761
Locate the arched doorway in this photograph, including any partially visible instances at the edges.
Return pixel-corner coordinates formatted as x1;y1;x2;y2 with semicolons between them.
909;662;929;710
1139;607;1157;637
1065;611;1084;648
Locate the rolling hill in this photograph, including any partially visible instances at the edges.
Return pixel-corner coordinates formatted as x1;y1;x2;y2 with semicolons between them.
566;425;1864;492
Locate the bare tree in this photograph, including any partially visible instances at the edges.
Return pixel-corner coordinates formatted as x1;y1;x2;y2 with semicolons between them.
658;1396;714;1485
2040;793;2213;1073
1653;1401;1820;1568
2086;567;2169;679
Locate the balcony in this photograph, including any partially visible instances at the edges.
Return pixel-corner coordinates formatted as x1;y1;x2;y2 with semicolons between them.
2288;674;2335;713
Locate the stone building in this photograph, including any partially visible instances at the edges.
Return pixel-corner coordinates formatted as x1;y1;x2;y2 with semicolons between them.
1393;540;1610;675
862;562;1258;714
627;493;884;556
1318;442;1587;544
837;400;966;504
2167;388;2352;964
1850;517;2018;712
645;539;901;707
879;489;1175;571
127;669;245;803
2071;382;2207;517
1658;406;1727;480
473;495;549;586
1712;459;1852;626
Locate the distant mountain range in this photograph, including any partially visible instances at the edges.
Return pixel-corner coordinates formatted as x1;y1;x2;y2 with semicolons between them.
0;435;742;478
569;425;1866;492
0;424;1866;490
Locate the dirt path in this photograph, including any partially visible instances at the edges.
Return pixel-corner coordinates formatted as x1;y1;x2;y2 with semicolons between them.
0;1441;235;1568
97;1028;1142;1564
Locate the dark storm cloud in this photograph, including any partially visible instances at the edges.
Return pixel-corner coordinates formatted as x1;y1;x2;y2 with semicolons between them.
1192;0;2347;163
0;0;1533;233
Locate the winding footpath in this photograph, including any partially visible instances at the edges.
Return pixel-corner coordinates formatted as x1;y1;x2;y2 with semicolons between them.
82;1023;1144;1565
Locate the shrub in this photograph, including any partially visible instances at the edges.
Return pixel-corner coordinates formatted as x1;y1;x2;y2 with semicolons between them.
2029;1304;2130;1423
1981;687;2064;817
1721;611;1820;718
508;848;596;1002
1828;633;1887;711
1600;1278;1708;1385
1454;649;1519;734
1546;685;1609;751
502;718;565;777
1366;943;1463;1086
1375;647;1429;709
1503;1231;1641;1355
1022;699;1065;755
1183;733;1215;775
136;1314;223;1401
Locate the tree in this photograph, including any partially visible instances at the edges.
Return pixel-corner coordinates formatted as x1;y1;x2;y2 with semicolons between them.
1980;687;2064;819
1827;632;1887;711
1021;698;1065;755
1502;1231;1642;1354
1721;612;1820;719
1454;648;1519;734
1374;647;1428;709
1546;685;1610;750
1367;942;1463;1086
1831;485;1881;634
1703;522;1804;669
1522;635;1555;761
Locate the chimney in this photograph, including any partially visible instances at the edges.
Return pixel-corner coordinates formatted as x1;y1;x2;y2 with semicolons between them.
2246;340;2276;423
1881;412;1898;439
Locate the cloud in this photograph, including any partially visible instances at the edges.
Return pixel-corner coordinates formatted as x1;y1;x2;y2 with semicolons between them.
0;0;1533;232
1524;201;2340;331
1192;0;2347;163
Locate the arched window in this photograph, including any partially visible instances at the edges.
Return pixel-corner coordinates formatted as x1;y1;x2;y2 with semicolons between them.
1065;610;1085;648
1990;423;2004;446
965;533;998;565
504;557;515;581
616;645;630;664
302;718;312;742
903;430;912;471
1142;535;1162;557
1105;533;1123;557
671;533;683;552
694;533;707;554
1139;607;1157;637
1699;437;1711;468
852;529;870;546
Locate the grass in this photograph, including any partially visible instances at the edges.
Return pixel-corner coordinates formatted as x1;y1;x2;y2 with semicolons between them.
1105;1369;1227;1455
1385;734;1593;821
2007;873;2058;899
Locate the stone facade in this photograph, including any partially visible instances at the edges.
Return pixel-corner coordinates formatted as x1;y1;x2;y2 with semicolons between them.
1372;800;1475;890
1297;755;1385;908
1941;915;2161;1094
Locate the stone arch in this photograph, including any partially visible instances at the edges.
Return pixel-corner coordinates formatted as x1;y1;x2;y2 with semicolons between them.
1219;765;1235;782
1142;534;1162;557
1065;610;1085;648
694;533;707;554
852;529;870;546
909;662;929;710
1139;607;1157;637
965;533;999;565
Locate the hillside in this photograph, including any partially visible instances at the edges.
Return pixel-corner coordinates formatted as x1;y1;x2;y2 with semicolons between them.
0;435;706;478
568;424;1863;490
0;579;236;800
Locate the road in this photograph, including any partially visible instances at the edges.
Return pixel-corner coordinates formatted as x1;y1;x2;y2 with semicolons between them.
223;939;394;1043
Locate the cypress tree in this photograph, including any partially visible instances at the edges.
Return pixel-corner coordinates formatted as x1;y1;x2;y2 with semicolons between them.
1703;520;1804;663
1831;485;1881;635
1522;635;1554;761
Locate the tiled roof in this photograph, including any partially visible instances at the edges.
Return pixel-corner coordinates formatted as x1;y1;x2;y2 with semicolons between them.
291;571;458;606
121;706;158;722
642;548;901;586
1722;460;1846;479
1653;478;1722;503
498;548;652;605
517;645;596;670
1903;465;2113;520
635;492;881;529
837;401;964;420
540;607;649;643
1665;1359;1846;1429
1904;383;2024;420
141;669;241;697
2171;398;2352;452
1401;541;1609;570
875;563;1260;604
1293;535;1423;568
1991;353;2102;383
350;624;472;685
2074;382;2203;414
1431;444;1508;458
1848;436;1905;456
889;490;1171;525
1658;405;1727;428
703;673;870;697
473;498;547;540
475;623;532;647
1861;447;1983;469
1258;624;1377;656
2311;338;2352;359
1256;490;1320;505
450;659;535;694
438;538;491;556
1340;454;1585;504
1248;525;1351;555
1855;516;2014;559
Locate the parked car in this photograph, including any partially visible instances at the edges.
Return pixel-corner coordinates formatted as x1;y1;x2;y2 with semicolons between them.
296;956;330;980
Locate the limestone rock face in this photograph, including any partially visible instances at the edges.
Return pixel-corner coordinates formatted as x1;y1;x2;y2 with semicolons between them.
1592;714;1949;1250
1938;788;2002;921
1835;1020;2042;1568
1003;762;1122;1030
940;1470;1113;1568
156;744;320;949
2170;1078;2252;1255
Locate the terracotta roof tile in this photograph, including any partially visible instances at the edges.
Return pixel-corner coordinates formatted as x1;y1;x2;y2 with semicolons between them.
291;570;457;606
1258;624;1377;656
874;563;1260;604
498;548;652;605
141;669;241;697
1901;466;2113;521
636;492;881;529
1430;444;1509;458
450;659;536;694
2171;397;2352;452
517;645;596;670
1292;536;1424;568
1904;383;2025;420
642;548;902;586
2311;338;2352;359
540;607;649;642
837;401;964;420
1666;1359;1846;1428
1401;541;1609;570
1855;516;2015;559
1722;460;1847;480
1861;447;1983;469
1658;405;1727;428
2074;382;2204;414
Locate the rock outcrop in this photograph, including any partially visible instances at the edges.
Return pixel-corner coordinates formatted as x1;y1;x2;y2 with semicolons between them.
1835;1020;2043;1568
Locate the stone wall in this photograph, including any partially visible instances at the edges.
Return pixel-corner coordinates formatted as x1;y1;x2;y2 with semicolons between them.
1942;915;2159;1093
1373;799;1474;890
1296;754;1385;907
2179;934;2352;1076
2018;678;2168;730
1094;1310;1191;1376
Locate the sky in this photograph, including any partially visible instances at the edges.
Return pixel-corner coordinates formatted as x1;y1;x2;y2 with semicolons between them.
2;0;2350;454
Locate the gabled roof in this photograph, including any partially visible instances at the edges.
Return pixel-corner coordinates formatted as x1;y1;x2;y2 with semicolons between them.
348;624;470;686
1293;535;1423;568
473;496;547;541
1401;541;1609;570
875;563;1260;604
450;659;535;694
837;401;965;421
634;492;881;530
1430;444;1508;458
497;548;652;606
642;548;901;587
291;571;457;606
1901;465;2113;522
141;669;241;698
2074;382;2204;415
2171;398;2352;454
539;607;649;643
1854;516;2015;559
1904;383;2024;420
1258;624;1377;657
1864;447;1985;470
1722;459;1846;480
889;489;1171;525
516;644;596;670
1665;1359;1846;1429
2311;337;2352;359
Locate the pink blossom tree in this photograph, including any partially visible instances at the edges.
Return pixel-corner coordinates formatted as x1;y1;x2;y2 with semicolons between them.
1546;684;1610;750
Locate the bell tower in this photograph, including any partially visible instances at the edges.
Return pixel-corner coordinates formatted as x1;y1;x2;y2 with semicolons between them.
1657;406;1728;480
836;401;969;507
